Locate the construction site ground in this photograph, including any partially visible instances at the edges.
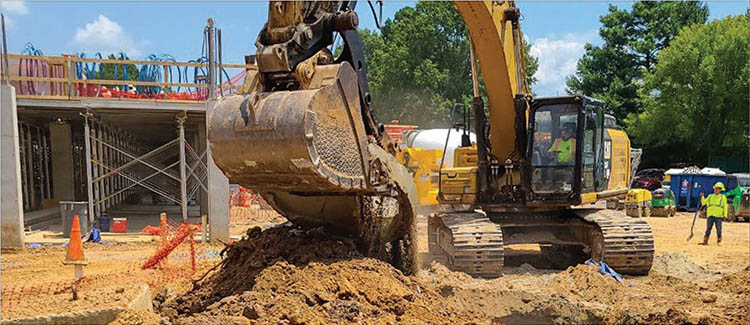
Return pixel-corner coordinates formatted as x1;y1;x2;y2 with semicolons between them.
1;207;748;324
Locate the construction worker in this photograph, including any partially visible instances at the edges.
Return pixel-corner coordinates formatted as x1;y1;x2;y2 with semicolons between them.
699;182;728;245
548;124;576;165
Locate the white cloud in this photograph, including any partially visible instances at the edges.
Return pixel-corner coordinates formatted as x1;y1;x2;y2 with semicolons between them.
529;30;599;97
71;15;141;56
1;1;28;15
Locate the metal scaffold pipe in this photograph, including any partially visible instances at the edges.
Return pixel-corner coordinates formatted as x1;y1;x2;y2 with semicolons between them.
207;18;216;100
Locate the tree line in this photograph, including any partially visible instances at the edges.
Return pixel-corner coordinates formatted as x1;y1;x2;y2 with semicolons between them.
567;2;749;170
356;1;748;171
355;1;537;128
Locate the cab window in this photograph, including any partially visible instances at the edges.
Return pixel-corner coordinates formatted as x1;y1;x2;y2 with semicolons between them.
531;104;578;194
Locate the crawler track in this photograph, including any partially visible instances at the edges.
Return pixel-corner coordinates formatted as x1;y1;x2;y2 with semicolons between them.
578;209;655;275
428;212;504;278
428;209;654;277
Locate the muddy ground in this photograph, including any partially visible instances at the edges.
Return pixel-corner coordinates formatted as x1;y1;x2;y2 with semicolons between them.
2;209;748;324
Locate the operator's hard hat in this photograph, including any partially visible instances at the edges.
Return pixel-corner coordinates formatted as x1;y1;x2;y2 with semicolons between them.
713;182;725;190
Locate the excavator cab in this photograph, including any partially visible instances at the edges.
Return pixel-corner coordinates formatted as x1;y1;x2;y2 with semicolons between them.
526;96;604;204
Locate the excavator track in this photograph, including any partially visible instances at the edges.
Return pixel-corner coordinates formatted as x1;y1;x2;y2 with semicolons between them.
428;209;653;277
577;209;655;275
428;212;504;278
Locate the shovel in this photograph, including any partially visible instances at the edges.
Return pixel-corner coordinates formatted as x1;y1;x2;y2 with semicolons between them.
686;201;703;241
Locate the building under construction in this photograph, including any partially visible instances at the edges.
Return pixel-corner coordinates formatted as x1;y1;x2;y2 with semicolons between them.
0;20;247;248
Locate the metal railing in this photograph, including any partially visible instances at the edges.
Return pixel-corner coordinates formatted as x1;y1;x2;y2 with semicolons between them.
5;53;253;102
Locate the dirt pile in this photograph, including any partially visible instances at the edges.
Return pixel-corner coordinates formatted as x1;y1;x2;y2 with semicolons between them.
650;252;719;281
711;266;750;324
713;265;750;295
548;264;623;304
160;226;478;324
154;221;750;324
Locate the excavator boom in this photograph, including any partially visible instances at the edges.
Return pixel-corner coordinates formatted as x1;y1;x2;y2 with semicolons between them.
454;1;528;164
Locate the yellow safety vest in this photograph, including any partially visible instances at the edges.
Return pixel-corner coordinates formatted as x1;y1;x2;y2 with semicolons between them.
555;139;574;163
702;193;727;218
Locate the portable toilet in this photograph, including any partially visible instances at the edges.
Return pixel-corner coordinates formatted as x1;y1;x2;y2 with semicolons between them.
670;168;738;211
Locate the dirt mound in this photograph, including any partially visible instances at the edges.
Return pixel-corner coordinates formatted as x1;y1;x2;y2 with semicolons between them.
711;266;750;324
549;264;623;304
650;252;718;281
160;226;478;324
161;226;361;317
713;266;750;295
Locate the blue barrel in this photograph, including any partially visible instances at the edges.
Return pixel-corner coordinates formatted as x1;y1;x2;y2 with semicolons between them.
99;216;111;232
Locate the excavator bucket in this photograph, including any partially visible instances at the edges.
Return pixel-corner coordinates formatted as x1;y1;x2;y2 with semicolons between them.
208;62;371;194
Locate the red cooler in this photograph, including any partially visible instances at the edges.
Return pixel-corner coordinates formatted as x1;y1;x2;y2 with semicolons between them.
112;218;128;233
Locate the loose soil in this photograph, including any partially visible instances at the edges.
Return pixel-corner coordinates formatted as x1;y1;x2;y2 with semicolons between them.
109;309;163;325
2;283;143;320
2;209;748;324
160;211;749;324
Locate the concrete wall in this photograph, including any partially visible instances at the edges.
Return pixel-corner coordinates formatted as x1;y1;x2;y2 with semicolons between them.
205;99;229;243
49;121;75;202
1;85;25;248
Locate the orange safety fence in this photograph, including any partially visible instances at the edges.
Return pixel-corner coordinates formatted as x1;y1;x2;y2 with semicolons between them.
0;253;218;309
2;218;218;310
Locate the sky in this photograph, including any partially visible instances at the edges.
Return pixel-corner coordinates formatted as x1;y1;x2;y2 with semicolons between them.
1;0;747;96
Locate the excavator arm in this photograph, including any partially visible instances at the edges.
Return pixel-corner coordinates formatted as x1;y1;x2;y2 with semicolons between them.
455;1;529;159
208;1;418;271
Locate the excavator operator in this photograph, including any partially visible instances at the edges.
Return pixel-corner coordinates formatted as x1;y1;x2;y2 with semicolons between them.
548;124;576;165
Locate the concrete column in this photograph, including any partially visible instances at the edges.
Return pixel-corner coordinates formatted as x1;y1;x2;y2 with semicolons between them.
1;85;25;248
206;100;229;243
49;121;75;202
197;123;208;217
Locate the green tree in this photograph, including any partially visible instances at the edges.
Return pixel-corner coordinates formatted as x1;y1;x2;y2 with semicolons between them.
625;14;749;166
356;1;537;127
566;1;709;122
101;54;138;82
523;39;539;88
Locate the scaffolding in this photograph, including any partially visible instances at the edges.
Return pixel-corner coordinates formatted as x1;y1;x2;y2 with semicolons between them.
83;113;206;222
17;121;52;211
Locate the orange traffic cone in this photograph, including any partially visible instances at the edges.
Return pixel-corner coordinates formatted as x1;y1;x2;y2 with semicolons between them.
63;215;88;266
63;215;87;301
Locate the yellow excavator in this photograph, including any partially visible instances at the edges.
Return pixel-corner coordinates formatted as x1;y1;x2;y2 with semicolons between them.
208;1;654;276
